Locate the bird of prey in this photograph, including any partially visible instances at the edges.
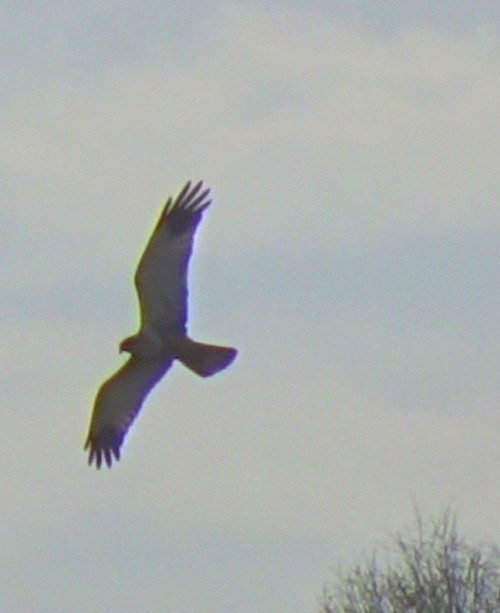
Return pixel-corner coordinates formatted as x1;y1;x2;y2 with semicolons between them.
84;181;237;468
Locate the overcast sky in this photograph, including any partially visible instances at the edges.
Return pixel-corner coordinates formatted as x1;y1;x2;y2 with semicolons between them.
1;2;499;611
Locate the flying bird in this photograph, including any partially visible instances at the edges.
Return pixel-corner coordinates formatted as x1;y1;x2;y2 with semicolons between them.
84;181;237;468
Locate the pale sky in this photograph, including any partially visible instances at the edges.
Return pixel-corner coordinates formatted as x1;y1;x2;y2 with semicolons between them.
1;2;499;611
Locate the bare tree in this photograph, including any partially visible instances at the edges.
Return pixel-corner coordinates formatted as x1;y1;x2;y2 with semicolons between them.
320;510;500;613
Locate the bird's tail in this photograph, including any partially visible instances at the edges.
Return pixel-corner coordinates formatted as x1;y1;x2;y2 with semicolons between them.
173;338;237;378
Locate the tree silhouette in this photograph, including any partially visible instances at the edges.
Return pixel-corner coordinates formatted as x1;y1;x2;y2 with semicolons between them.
320;510;500;612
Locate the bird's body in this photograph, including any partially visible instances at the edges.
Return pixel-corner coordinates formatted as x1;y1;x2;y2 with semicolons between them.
85;181;237;468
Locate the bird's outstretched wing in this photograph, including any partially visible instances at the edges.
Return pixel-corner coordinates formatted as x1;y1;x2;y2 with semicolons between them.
84;357;173;468
134;181;211;337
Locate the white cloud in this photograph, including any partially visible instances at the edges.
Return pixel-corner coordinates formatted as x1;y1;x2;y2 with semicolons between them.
2;6;499;251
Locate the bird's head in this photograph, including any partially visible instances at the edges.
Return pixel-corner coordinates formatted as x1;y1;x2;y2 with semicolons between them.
119;335;139;354
119;332;164;358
